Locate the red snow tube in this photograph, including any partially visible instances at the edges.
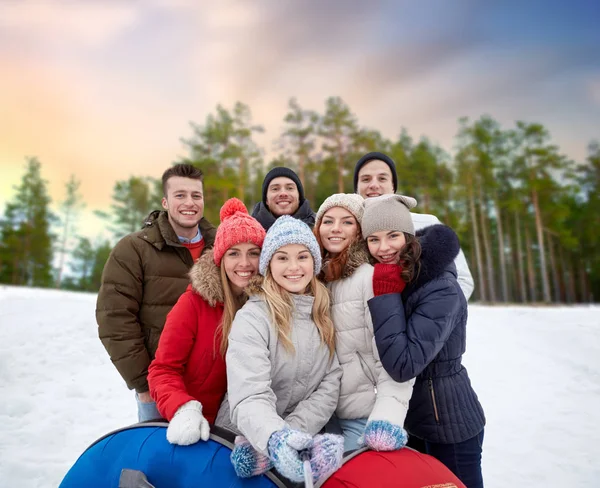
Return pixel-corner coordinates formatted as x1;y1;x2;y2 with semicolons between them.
321;447;466;488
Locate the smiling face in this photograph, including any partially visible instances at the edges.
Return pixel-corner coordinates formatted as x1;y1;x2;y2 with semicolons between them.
162;176;204;239
318;207;359;256
269;243;314;294
366;230;407;264
356;160;395;198
266;177;300;216
222;242;261;295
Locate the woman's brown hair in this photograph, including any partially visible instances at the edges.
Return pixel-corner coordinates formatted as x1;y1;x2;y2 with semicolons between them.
398;233;422;283
314;222;362;283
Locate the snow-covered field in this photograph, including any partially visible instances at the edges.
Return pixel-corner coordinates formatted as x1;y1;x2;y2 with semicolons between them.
1;285;599;488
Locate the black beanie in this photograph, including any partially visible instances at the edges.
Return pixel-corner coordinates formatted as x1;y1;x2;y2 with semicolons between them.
262;167;305;205
353;152;398;193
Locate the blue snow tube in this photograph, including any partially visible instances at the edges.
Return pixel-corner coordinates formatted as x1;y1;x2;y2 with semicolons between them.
59;422;290;488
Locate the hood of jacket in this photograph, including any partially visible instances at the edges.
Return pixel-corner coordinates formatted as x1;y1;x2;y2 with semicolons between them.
244;274;265;297
251;199;316;231
189;250;225;307
405;224;460;295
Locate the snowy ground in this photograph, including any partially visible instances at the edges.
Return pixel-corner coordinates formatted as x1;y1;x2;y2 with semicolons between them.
1;285;599;488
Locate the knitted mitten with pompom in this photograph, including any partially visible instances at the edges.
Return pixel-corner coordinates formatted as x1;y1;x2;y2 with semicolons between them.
362;420;408;451
267;428;313;483
230;436;273;478
309;433;344;482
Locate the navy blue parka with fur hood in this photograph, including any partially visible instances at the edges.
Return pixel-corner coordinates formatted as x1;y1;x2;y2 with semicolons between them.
368;224;485;444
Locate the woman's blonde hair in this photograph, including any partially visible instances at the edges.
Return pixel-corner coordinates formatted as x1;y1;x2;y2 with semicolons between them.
262;268;335;358
217;264;248;356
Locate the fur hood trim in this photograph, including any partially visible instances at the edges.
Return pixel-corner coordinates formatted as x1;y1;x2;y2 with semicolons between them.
189;250;224;307
244;274;265;297
322;239;371;281
409;224;460;292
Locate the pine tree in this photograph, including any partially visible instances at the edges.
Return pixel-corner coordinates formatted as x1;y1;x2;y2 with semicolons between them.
0;157;55;286
96;176;161;239
320;97;358;193
55;175;84;288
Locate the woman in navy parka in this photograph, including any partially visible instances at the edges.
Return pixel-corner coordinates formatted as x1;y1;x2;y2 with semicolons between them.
361;194;485;488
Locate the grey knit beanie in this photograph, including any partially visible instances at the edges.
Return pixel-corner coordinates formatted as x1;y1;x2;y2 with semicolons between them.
315;193;365;227
259;215;322;276
361;194;418;239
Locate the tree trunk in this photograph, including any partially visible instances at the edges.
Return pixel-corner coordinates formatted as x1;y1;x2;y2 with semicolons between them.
545;230;561;303
423;193;430;214
531;188;551;302
524;224;537;302
55;209;71;288
514;211;527;303
493;193;508;302
557;244;574;303
478;185;496;302
238;156;246;202
298;146;305;187
568;254;577;303
336;135;344;193
468;185;486;301
20;223;32;285
578;263;588;303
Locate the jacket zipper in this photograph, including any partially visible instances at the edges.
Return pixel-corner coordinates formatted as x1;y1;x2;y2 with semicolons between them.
428;378;440;424
356;352;377;394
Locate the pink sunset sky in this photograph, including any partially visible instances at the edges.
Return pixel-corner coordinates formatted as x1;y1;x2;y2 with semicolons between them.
1;0;599;242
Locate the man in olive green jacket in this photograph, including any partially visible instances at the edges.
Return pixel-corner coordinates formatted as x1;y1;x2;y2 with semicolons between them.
96;164;216;421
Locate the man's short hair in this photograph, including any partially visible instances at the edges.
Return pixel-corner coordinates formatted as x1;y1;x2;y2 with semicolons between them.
162;163;204;196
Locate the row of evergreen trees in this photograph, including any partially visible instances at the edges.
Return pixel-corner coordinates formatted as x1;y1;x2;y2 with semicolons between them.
1;97;598;303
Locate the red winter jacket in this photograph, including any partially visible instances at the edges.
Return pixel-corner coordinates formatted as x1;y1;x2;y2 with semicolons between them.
148;251;228;422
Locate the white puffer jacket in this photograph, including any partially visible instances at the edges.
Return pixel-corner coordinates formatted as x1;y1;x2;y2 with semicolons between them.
326;242;414;426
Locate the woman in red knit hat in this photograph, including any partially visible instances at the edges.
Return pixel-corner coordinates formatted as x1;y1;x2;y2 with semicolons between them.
148;198;266;446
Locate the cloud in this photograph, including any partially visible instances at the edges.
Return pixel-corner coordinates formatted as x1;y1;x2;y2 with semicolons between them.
0;1;139;47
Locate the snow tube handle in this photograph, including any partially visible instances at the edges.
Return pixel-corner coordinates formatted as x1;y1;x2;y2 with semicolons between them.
302;450;314;488
119;469;156;488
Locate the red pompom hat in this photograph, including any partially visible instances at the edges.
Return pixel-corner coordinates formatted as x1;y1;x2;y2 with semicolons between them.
213;198;266;266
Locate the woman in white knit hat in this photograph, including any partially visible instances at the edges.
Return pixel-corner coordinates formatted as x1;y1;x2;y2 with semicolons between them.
363;194;485;488
314;193;414;453
225;216;344;484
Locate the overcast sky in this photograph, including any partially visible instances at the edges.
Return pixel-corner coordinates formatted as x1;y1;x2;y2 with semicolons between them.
1;0;599;241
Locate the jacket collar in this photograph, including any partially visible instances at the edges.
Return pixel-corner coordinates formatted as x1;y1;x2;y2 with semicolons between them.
251;199;316;231
141;210;216;250
403;224;460;296
189;250;224;307
245;275;315;314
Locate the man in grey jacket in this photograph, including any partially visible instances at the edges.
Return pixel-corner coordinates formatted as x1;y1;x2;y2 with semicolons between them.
353;152;474;300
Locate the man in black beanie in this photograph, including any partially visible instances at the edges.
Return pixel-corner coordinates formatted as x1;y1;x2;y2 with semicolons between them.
353;151;475;301
251;166;316;231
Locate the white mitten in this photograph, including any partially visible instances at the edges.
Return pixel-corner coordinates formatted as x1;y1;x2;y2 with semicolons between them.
166;400;210;446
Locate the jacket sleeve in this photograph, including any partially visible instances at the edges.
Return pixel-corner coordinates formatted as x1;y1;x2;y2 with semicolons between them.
361;271;414;427
454;247;474;301
96;237;150;392
147;292;198;421
226;305;286;455
284;354;342;435
368;278;460;383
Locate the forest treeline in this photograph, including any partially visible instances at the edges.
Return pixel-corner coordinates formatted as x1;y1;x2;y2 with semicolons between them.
1;97;598;303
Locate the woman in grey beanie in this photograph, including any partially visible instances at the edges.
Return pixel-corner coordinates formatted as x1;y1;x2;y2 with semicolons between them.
314;194;414;453
363;194;486;488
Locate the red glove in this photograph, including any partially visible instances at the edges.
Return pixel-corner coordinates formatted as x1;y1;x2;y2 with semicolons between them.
373;263;406;296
